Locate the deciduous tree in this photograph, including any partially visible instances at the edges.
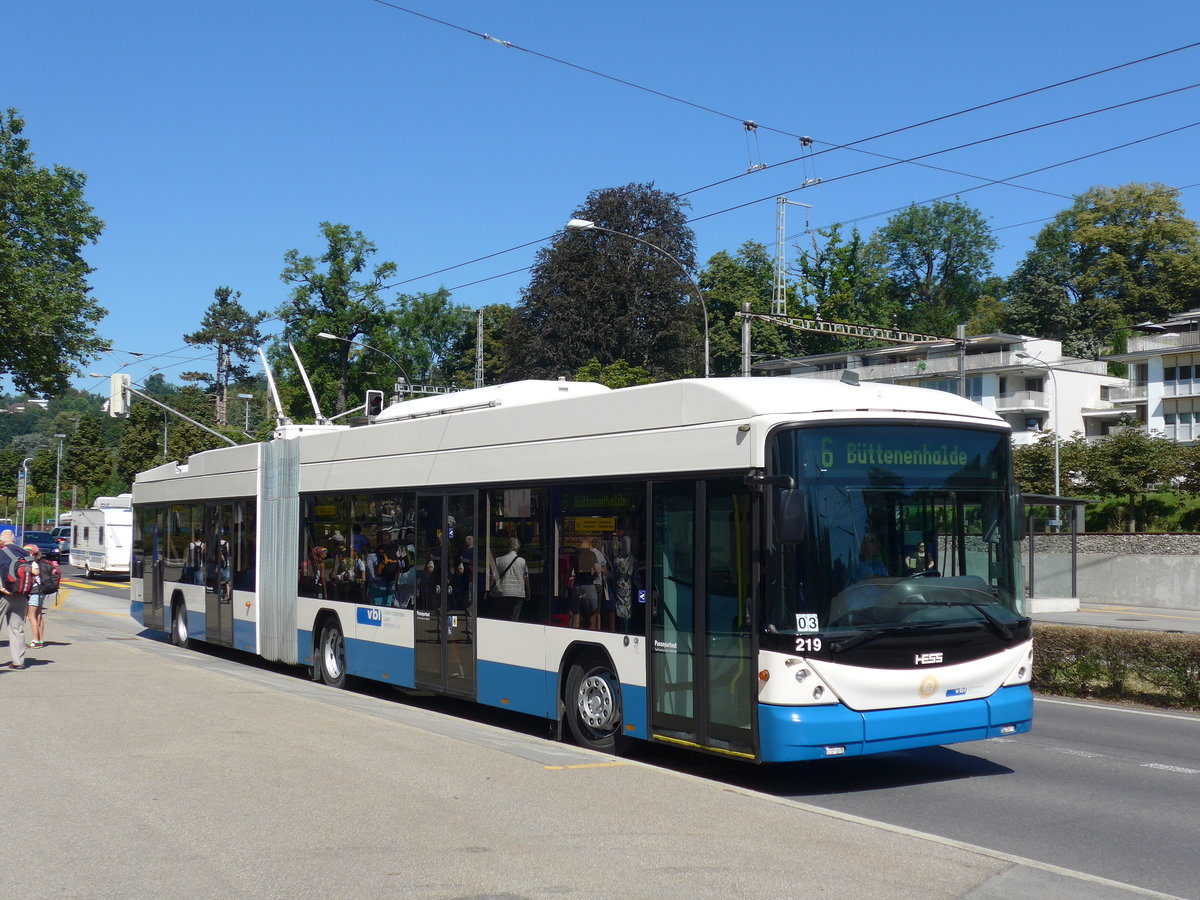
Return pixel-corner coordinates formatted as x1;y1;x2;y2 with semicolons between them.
507;183;701;380
874;199;997;338
1005;183;1200;355
0;108;108;394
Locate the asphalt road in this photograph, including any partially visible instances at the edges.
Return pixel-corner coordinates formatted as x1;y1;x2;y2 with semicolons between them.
35;569;1198;898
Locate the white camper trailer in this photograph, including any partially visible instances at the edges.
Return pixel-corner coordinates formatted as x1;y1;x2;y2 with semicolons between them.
70;494;133;577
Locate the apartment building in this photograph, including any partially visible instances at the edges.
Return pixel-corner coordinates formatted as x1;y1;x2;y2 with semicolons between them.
760;334;1124;446
1103;307;1200;444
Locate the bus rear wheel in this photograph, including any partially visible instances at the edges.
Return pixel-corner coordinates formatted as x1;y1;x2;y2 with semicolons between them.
565;655;628;754
319;622;347;689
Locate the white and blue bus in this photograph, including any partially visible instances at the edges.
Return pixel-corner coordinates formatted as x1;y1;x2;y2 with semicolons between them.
130;377;1032;763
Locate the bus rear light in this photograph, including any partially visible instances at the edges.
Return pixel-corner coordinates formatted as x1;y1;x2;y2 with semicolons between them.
758;669;770;682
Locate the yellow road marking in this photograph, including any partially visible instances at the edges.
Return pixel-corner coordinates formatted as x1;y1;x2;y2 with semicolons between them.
59;580;108;590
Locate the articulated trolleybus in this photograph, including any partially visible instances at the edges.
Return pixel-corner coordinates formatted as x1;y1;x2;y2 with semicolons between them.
130;377;1032;763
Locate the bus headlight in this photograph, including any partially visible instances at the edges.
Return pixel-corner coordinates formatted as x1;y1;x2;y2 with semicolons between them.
812;685;824;700
794;668;810;684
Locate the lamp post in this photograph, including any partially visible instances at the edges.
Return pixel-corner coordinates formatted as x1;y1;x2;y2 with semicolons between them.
18;456;33;537
1016;351;1060;529
316;333;411;402
54;433;66;528
237;394;254;434
565;218;710;378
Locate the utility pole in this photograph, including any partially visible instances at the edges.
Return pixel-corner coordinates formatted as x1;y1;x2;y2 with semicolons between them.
54;433;66;527
774;197;812;316
475;309;485;388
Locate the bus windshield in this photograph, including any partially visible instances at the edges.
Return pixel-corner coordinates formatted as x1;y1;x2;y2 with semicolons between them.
765;423;1024;643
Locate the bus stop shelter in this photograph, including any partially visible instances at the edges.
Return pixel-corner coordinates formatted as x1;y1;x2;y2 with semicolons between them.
1020;493;1090;614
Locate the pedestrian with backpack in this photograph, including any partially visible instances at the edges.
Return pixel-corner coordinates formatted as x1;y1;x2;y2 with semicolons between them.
0;529;31;669
25;543;60;649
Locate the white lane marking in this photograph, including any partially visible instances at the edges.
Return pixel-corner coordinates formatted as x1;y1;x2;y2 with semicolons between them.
1036;696;1200;724
1140;763;1200;775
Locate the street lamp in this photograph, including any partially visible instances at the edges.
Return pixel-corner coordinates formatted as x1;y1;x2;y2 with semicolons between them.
54;433;66;528
19;456;33;537
565;218;710;378
1015;351;1060;529
237;394;254;434
316;333;411;401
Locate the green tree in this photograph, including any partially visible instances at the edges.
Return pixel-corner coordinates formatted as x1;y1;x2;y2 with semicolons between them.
702;241;808;374
114;397;168;485
0;108;108;394
393;287;474;386
1011;432;1088;497
507;183;701;380
183;286;267;426
1006;183;1200;355
1082;427;1181;531
61;415;112;506
442;304;515;388
277;222;399;416
874;199;997;338
794;224;897;353
575;358;654;389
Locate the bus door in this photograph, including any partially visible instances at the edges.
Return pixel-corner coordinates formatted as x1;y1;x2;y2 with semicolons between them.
650;478;756;759
414;492;477;697
204;502;234;647
139;507;165;630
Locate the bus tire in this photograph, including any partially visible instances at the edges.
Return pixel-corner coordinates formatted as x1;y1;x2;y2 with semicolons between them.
319;622;347;689
171;602;190;649
565;654;628;755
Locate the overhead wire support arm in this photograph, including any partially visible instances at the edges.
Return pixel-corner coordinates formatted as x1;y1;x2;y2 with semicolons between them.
738;312;952;345
123;385;239;447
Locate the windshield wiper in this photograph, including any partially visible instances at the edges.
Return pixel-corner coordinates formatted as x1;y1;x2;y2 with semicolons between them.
899;599;1025;640
830;622;944;655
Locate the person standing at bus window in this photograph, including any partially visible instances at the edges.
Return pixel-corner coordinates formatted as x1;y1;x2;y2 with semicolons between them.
351;523;370;558
571;536;601;629
904;542;935;574
0;529;31;669
186;531;206;585
488;536;529;621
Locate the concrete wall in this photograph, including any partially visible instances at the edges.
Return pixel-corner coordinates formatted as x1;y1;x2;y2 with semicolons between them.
1023;533;1200;611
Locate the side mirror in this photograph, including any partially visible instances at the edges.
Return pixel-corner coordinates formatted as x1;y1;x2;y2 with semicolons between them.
778;489;807;543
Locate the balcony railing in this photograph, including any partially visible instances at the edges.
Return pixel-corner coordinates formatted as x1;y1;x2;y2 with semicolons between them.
1126;333;1200;353
1103;384;1147;402
995;390;1048;410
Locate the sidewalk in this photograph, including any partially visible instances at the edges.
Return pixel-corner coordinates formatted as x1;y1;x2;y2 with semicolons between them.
1034;602;1200;634
1;600;1172;898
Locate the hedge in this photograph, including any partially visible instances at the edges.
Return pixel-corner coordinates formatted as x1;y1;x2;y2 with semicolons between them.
1033;623;1200;710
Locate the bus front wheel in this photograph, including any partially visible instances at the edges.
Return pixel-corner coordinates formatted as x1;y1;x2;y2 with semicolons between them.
319;622;347;689
565;655;628;755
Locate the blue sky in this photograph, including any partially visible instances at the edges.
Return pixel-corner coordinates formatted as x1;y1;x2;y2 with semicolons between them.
8;0;1200;393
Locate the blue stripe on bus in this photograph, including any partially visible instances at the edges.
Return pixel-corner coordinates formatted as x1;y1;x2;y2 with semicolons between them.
477;659;554;717
346;637;414;686
758;685;1033;762
233;618;256;653
130;599;144;622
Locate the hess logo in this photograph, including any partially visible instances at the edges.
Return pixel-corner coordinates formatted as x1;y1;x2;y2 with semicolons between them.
915;652;943;665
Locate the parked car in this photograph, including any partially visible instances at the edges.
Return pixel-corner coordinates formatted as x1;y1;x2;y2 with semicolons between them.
20;530;60;562
51;525;71;559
